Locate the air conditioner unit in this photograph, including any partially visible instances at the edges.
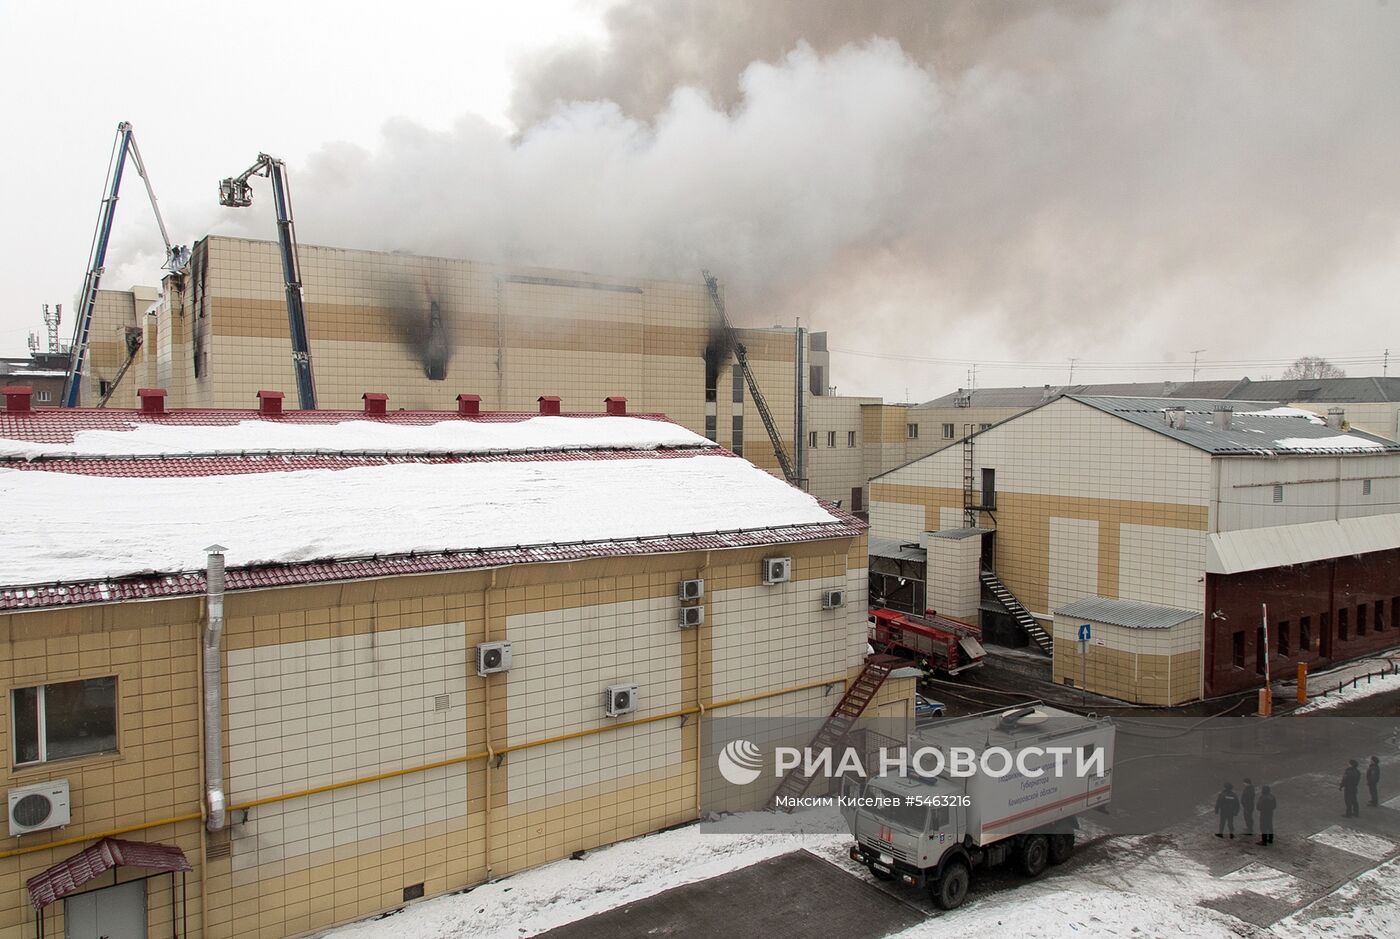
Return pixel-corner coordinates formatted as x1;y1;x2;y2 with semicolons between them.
822;589;845;610
679;578;705;601
762;557;792;585
8;779;70;836
678;605;705;628
604;684;639;717
476;641;513;676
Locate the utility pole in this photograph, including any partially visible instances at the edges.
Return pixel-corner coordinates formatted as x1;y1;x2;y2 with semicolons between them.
1384;348;1390;377
1067;358;1078;384
1189;349;1206;382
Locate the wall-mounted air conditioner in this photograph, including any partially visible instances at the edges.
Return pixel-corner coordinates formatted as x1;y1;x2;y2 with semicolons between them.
762;557;792;585
679;605;705;628
477;641;513;676
822;589;846;610
679;579;705;601
8;780;70;836
604;684;639;717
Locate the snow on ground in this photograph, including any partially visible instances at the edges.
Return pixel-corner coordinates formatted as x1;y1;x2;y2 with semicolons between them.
0;415;712;459
1294;670;1400;713
320;805;1400;939
322;826;849;939
1306;825;1396;862
0;456;837;585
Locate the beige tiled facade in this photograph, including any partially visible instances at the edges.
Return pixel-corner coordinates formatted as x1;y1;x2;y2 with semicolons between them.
113;237;806;479
1051;615;1203;705
0;534;906;938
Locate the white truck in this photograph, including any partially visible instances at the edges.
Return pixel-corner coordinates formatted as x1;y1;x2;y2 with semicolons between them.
844;705;1114;909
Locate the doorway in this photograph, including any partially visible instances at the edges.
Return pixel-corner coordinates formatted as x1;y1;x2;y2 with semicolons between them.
65;879;146;939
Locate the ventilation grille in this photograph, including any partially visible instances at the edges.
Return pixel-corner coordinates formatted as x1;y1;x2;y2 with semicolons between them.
206;828;232;860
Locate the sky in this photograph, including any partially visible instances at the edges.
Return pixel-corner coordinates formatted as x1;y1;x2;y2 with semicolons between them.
2;0;1398;401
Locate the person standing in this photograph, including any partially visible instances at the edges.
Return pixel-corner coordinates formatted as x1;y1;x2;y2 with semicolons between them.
1341;760;1363;818
1257;785;1277;846
1215;782;1240;838
1367;757;1381;807
1240;778;1256;836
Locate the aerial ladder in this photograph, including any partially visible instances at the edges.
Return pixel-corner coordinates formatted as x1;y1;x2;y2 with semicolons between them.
701;270;799;485
218;154;317;410
62;122;188;408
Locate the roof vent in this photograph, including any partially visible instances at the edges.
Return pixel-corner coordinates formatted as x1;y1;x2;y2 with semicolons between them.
256;390;285;417
1163;406;1187;430
137;388;167;415
362;392;388;415
605;396;627;416
1326;407;1346;430
457;394;481;416
538;395;561;416
1213;405;1232;431
1163;380;1178;396
1;386;33;414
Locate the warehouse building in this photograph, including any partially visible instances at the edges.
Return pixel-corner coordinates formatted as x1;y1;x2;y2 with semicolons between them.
869;396;1400;703
0;388;909;938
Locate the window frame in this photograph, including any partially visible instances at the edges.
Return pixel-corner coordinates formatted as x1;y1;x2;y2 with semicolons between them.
11;675;120;768
847;430;856;448
826;430;836;448
941;423;955;439
906;423;919;439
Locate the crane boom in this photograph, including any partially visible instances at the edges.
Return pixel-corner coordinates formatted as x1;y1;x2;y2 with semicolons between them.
701;270;799;485
219;154;316;409
62;122;187;408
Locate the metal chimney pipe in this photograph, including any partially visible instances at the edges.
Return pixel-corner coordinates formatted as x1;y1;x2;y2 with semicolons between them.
1213;405;1233;431
1326;407;1346;430
203;544;228;831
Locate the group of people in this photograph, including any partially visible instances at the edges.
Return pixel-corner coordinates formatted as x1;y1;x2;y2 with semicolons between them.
1214;779;1277;846
1339;756;1383;817
1213;758;1383;846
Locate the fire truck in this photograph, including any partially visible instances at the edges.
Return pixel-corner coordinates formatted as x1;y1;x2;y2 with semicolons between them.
868;608;987;677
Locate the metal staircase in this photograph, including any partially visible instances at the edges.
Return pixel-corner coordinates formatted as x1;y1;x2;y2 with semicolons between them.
962;428;977;527
768;654;905;809
980;571;1052;654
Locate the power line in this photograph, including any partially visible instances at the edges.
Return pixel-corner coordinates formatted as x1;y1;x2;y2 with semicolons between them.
829;346;1394;374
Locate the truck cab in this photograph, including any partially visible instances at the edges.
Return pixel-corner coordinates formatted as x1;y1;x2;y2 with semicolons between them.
844;774;965;900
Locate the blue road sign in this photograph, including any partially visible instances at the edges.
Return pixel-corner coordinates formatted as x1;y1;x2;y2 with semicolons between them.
1078;623;1092;642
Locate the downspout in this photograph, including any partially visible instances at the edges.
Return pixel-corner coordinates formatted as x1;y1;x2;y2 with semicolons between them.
203;545;228;831
795;325;807;489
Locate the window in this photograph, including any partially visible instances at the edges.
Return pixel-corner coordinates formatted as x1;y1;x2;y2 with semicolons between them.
1255;626;1266;674
12;676;118;766
1357;603;1367;637
1278;621;1290;657
1232;632;1245;669
1363;478;1373;496
1338;607;1349;641
1272;484;1284;503
981;468;997;510
1300;615;1312;652
847;431;856;448
808;431;818;449
731;415;743;456
851;487;864;512
827;431;836;448
942;423;955;439
907;423;919;439
36;389;52;403
98;380;113;398
704;414;717;443
732;365;744;404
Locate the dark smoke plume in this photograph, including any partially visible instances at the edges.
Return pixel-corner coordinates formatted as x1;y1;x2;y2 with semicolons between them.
376;275;452;381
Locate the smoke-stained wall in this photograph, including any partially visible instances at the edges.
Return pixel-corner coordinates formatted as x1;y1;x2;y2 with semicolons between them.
150;236;800;475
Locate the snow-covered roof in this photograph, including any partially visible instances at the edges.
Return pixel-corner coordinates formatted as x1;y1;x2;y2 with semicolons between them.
1070;396;1400;456
0;406;859;609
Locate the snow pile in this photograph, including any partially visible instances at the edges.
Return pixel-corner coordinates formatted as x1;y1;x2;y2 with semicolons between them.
1273;434;1387;452
0;415;713;460
0;455;838;586
1235;407;1327;424
1294;670;1400;712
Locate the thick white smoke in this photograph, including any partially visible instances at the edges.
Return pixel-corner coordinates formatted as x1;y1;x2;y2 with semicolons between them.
183;1;1400;398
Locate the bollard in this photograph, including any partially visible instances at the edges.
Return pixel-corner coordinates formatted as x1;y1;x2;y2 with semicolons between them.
1258;687;1273;717
1297;663;1308;704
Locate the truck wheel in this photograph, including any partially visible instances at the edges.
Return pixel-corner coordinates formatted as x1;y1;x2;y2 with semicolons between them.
1019;835;1049;877
931;860;970;910
867;862;894;881
1048;833;1075;865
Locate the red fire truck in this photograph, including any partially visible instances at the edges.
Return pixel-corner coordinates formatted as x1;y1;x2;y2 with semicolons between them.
868;608;987;677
